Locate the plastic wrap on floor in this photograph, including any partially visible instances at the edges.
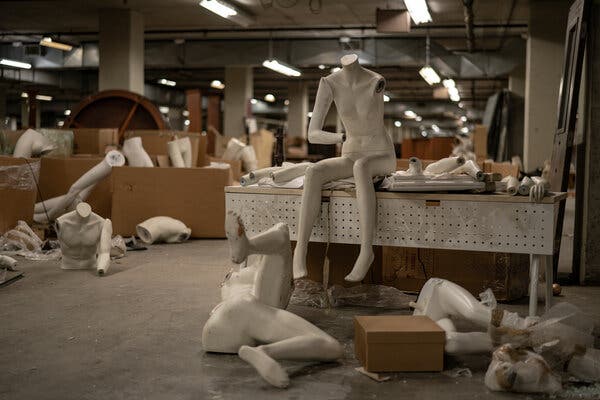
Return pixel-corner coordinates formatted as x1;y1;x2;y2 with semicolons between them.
0;161;40;190
290;279;414;309
0;220;61;261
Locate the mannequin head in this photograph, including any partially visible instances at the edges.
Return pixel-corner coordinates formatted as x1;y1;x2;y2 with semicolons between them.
75;202;92;218
341;54;358;66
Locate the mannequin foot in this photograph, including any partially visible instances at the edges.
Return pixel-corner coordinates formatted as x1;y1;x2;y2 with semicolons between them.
292;245;308;280
344;247;374;282
225;212;250;264
238;345;290;388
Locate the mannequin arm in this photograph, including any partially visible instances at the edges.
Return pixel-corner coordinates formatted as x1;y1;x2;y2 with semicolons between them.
307;78;344;145
96;219;112;275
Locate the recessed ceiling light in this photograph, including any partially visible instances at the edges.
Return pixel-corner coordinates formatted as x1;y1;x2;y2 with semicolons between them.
264;94;275;102
184;119;191;126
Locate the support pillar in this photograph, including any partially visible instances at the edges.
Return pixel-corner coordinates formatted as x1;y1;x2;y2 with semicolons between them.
523;0;570;171
206;94;221;154
287;81;308;137
186;89;202;133
224;66;252;138
99;9;144;95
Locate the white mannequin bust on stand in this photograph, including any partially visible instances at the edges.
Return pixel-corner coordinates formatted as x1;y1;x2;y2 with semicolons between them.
56;202;112;275
202;212;343;388
293;53;396;282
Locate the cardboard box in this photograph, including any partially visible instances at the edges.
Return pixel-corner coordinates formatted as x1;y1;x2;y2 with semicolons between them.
207;156;243;181
483;160;519;178
72;128;118;154
111;166;232;238
382;247;529;301
124;130;208;167
354;315;445;372
0;157;38;233
401;137;454;160
38;156;113;218
473;124;488;160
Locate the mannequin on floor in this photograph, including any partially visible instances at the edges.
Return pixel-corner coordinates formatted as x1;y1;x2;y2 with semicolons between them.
202;212;343;388
56;202;112;275
293;53;396;282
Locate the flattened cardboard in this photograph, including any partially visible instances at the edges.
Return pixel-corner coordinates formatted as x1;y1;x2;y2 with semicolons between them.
38;156;112;218
0;157;37;234
354;315;445;372
72;128;118;154
111;166;232;238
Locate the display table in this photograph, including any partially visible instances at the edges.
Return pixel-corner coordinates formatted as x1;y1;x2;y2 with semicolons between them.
225;186;567;316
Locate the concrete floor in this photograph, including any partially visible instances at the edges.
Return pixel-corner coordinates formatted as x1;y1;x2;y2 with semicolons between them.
1;238;599;400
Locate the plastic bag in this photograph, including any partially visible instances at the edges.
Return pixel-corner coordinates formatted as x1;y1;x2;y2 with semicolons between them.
0;161;40;190
110;235;127;259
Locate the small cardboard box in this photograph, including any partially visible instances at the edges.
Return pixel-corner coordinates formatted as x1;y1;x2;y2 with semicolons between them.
0;157;38;234
473;124;488;160
354;315;445;372
207;156;243;181
111;166;232;238
124;130;207;167
382;247;529;301
38;156;112;218
72;128;118;154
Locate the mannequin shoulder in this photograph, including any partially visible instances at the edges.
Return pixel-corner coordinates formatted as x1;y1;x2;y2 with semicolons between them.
317;76;335;95
367;71;386;93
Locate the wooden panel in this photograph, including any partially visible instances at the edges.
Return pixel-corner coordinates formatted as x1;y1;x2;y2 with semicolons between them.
186;89;202;134
206;94;221;155
401;137;454;160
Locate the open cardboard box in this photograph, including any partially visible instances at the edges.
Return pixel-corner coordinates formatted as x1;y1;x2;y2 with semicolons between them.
124;130;208;167
0;156;38;234
111;165;233;238
72;128;118;155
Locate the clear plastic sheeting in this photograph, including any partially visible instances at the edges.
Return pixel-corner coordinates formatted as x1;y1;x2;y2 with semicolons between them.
442;367;472;378
0;220;61;261
0;161;40;190
478;288;497;309
290;279;414;309
110;235;127;259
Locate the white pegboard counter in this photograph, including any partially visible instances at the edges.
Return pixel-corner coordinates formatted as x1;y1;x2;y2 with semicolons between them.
225;186;568;316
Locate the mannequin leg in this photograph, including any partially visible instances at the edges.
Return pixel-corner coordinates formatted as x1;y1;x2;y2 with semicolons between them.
345;153;396;282
293;157;354;279
438;317;493;354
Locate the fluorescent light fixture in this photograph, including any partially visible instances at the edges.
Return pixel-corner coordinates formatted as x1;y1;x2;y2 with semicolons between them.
1;58;31;69
199;0;237;18
182;110;190;117
404;0;432;24
331;67;341;73
262;59;301;77
64;109;71;116
431;124;440;133
307;112;313;118
383;94;390;102
39;37;73;51
419;66;440;85
21;92;52;101
448;86;460;102
415;116;423;122
158;78;176;87
284;99;289;106
460;127;469;134
159;106;170;114
210;79;225;89
264;94;275;102
318;64;326;70
404;110;417;118
442;79;455;88
460;116;467;122
394;120;402;128
250;98;258;105
184;119;191;126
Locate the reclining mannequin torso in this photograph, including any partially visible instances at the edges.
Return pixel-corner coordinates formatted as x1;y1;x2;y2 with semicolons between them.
56;202;112;275
202;212;343;388
293;53;396;282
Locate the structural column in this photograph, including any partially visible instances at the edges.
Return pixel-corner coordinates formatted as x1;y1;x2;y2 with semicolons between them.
224;66;253;137
98;9;144;95
206;94;221;154
186;89;202;133
523;0;569;171
287;81;308;137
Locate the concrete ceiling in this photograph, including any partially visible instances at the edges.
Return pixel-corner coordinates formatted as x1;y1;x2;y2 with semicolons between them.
0;0;529;121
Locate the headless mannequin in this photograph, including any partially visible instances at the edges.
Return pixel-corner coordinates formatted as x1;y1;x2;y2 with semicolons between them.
293;54;396;282
56;203;112;275
202;212;343;388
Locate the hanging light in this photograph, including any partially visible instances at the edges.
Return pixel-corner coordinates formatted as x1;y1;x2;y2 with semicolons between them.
39;37;73;51
419;36;440;85
404;110;417;119
250;98;258;104
415;116;423;122
264;94;275;102
448;87;460;102
199;0;237;17
1;58;31;69
21;92;53;101
262;59;301;77
383;94;390;102
64;109;71;116
460;116;467;122
431;124;440;133
159;106;170;114
404;0;432;24
157;78;176;87
442;79;456;88
318;64;326;70
394;120;402;128
210;80;225;89
331;67;341;73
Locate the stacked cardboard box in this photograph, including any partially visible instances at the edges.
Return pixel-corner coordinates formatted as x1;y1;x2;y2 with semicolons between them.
124;130;207;167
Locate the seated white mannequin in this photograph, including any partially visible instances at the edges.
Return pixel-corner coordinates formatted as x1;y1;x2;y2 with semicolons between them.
56;202;112;275
202;212;344;388
293;53;396;282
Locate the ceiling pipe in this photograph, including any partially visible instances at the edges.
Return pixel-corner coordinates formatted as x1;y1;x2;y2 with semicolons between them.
462;0;475;52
